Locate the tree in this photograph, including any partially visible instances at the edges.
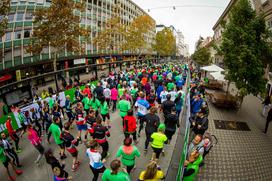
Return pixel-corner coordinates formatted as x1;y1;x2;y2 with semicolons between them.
153;27;176;57
220;0;272;103
122;15;155;57
191;47;211;66
0;0;10;37
28;0;90;90
93;5;125;55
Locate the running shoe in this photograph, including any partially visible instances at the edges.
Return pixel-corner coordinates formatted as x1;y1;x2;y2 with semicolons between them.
15;170;23;175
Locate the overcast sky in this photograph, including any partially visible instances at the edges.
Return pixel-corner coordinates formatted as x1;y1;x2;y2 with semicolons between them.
132;0;230;54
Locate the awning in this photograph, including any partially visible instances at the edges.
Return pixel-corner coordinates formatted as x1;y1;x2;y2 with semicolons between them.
210;71;225;81
200;64;224;72
0;74;12;82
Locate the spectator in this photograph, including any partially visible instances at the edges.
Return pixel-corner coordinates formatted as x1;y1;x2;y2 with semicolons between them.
189;112;209;135
183;150;203;181
191;95;203;116
262;95;271;117
264;107;272;134
187;134;204;157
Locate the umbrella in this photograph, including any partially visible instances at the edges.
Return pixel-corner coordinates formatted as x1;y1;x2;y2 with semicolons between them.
200;64;224;72
210;71;225;81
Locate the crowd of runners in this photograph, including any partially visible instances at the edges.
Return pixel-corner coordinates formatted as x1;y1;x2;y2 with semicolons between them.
0;61;197;181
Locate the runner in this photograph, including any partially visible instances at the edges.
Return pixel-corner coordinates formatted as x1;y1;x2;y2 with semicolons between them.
135;92;150;137
61;122;80;171
26;125;44;165
89;117;110;159
150;123;168;162
117;95;131;125
123;109;138;143
74;102;87;142
86;140;106;181
101;159;130;181
48;117;66;160
116;137;140;174
5;117;21;153
100;96;110;128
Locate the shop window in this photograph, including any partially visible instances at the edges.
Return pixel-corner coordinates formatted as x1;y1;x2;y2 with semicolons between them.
4;49;12;61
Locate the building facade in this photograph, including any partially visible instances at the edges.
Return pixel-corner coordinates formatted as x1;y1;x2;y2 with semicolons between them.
0;0;155;83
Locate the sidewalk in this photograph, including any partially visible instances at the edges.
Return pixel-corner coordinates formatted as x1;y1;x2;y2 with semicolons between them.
197;95;272;180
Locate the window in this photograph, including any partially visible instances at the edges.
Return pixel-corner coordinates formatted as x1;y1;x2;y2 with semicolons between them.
25;13;32;20
24;30;30;38
8;14;15;22
5;32;12;41
4;49;12;61
14;31;22;39
13;48;21;57
16;12;24;21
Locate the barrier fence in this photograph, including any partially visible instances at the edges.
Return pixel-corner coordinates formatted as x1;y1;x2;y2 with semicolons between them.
176;70;191;181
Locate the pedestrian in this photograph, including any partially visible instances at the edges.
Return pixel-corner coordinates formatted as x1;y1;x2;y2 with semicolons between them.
150;123;167;162
123;109;138;143
110;86;118;112
1;132;22;168
89;117;110;159
143;107;160;153
47;117;66;160
262;95;271;116
164;108;180;143
264;107;272;134
116;137;140;174
102;159;130;181
86;140;106;181
43;106;52;134
30;108;42;137
5;117;21;153
26;125;44;165
138;161;165;181
0;145;23;181
135;92;150;137
61;122;80;171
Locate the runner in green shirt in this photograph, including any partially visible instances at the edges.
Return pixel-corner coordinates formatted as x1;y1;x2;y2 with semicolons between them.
48;95;55;110
117;96;131;118
89;97;100;111
102;159;130;181
48;117;66;160
100;97;110;127
167;82;175;91
82;95;90;114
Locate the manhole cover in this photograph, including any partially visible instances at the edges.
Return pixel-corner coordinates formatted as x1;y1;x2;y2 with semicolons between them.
214;120;250;131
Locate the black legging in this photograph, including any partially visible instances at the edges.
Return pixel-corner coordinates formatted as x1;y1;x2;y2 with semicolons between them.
100;141;109;159
6;148;20;166
124;132;137;141
90;165;105;181
126;164;135;174
10;133;20;151
145;131;152;149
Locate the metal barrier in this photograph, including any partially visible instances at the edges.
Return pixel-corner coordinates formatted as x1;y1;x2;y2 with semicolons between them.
176;70;191;181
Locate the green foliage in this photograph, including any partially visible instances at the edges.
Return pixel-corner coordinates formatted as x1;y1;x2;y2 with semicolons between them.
191;47;211;66
153;27;176;56
0;0;10;37
220;0;272;97
28;0;91;56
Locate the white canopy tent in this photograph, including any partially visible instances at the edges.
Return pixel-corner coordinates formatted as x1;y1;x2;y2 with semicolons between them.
210;71;225;81
200;64;224;72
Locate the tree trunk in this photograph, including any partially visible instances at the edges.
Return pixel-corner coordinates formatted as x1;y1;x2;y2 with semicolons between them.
53;53;59;92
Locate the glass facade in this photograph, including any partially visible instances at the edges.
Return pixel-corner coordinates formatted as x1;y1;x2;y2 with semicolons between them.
0;0;156;71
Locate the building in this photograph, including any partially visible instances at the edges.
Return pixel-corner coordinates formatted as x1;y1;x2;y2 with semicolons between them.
212;0;270;65
0;0;156;86
155;24;188;58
